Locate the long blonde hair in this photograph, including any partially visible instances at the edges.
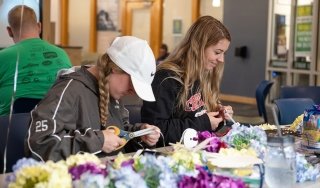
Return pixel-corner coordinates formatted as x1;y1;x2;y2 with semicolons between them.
96;53;124;126
158;16;231;112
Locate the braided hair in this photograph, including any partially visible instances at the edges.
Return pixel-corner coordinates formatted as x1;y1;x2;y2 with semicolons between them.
96;53;124;126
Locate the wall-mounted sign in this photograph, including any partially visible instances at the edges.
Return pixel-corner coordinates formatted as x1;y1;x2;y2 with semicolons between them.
173;19;182;35
294;5;312;57
97;0;119;31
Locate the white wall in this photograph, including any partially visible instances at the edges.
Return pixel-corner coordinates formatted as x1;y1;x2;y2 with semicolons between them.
200;0;223;21
0;0;39;48
51;0;120;55
162;0;192;52
0;0;224;54
132;7;150;41
50;0;60;45
96;0;120;54
69;0;90;51
162;0;224;54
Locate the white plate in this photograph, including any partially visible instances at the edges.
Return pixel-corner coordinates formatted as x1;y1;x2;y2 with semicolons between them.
207;153;263;168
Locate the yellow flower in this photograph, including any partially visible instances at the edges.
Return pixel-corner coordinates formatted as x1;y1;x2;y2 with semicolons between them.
45;161;72;188
8;162;72;188
113;152;132;169
65;152;102;168
171;149;202;170
9;165;49;188
289;114;304;131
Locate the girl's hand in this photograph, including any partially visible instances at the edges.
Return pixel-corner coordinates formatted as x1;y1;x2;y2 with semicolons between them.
101;129;125;153
219;105;234;120
206;111;223;130
140;124;160;146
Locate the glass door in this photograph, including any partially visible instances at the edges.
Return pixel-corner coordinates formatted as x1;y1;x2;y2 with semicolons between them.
268;0;319;87
292;0;318;85
270;0;292;68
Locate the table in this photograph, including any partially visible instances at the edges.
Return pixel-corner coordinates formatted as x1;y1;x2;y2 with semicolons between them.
297;181;320;188
1;173;11;187
1;145;320;187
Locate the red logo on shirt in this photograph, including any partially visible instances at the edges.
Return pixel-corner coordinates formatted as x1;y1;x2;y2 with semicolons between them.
185;93;205;111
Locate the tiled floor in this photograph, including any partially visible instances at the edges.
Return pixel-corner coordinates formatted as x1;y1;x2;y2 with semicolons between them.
221;101;275;125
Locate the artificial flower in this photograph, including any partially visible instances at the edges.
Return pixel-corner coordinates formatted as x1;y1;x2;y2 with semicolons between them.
112;152;133;169
296;153;320;183
72;172;108;188
12;157;41;172
65;152;102;168
10;123;320;188
6;158;42;183
170;148;202;171
8;160;72;188
178;166;246;188
223;123;267;158
197;131;227;152
108;166;147;188
69;162;107;180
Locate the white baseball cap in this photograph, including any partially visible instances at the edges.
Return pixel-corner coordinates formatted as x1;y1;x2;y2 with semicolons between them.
106;36;156;101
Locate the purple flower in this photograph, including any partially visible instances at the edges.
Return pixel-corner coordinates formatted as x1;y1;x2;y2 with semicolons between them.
198;131;213;140
121;159;134;168
69;162;107;180
197;131;226;152
178;167;246;188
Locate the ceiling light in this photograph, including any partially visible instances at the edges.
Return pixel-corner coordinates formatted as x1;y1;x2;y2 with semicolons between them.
212;0;221;7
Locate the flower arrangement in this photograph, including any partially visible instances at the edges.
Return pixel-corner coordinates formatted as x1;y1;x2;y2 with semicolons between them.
6;151;246;188
7;158;72;188
296;153;320;183
6;127;320;187
222;123;267;158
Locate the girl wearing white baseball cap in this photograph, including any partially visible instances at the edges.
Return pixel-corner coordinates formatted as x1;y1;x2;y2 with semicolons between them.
27;36;160;162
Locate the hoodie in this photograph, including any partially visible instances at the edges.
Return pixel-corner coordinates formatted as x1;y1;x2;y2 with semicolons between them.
26;66;143;162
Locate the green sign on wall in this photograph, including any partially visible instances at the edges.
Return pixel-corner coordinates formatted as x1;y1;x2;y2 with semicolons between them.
295;5;312;56
296;22;312;52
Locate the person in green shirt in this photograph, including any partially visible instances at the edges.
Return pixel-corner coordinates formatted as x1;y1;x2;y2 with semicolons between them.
0;5;72;116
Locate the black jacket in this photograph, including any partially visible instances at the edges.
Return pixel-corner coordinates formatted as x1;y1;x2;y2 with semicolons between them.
141;70;212;145
26;66;142;162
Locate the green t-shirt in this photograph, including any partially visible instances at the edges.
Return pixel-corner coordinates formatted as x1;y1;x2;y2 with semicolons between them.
0;38;72;116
